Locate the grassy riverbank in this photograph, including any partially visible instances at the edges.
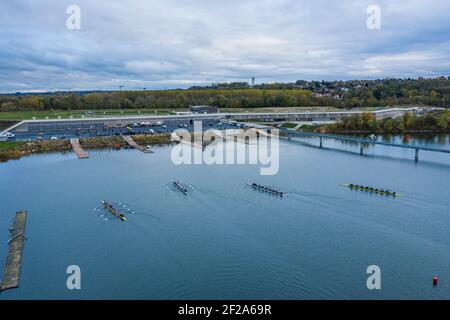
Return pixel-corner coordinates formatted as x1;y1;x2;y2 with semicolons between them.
278;111;449;134
0;134;172;162
325;110;450;134
0;109;180;121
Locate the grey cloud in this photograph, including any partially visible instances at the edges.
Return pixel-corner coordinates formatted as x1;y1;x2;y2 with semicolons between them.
0;0;449;92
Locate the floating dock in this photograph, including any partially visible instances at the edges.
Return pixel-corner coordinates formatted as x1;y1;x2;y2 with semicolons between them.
70;138;89;159
123;135;154;153
0;211;27;291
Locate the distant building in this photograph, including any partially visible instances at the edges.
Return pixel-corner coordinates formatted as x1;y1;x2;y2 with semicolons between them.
189;105;219;114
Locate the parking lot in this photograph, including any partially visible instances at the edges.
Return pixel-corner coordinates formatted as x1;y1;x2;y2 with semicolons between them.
9;119;243;142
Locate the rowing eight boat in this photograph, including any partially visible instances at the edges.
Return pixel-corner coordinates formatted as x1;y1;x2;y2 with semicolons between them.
340;184;401;197
101;200;128;221
247;183;284;197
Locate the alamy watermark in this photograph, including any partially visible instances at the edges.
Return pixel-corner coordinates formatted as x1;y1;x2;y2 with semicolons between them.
170;121;280;176
66;265;81;290
66;5;81;30
366;265;381;290
366;4;382;30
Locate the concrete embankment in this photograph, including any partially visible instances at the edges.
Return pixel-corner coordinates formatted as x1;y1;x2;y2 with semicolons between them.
0;121;19;131
0;134;172;162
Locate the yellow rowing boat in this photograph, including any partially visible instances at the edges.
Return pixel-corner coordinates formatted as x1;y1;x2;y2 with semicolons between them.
101;200;128;221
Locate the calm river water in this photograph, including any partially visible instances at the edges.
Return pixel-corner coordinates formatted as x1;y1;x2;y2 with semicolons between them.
0;134;450;299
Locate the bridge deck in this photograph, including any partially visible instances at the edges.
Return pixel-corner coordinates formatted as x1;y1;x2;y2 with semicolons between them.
283;129;450;154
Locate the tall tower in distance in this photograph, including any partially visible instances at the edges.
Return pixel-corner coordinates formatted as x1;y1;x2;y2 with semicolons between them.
251;77;255;87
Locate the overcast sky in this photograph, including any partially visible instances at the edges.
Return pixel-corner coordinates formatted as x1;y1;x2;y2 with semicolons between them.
0;0;449;93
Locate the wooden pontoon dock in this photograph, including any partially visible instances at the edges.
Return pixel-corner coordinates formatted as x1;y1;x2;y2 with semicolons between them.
0;211;27;291
123;135;154;153
70;138;89;159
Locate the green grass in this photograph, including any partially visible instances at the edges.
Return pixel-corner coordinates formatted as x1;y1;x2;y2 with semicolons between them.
0;141;25;152
0;109;187;120
0;105;390;121
281;123;299;129
0;106;381;121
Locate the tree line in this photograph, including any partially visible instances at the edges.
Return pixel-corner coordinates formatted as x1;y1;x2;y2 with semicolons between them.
1;78;449;112
327;111;450;133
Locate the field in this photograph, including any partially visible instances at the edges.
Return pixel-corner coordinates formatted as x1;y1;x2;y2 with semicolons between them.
0;109;184;121
0;141;24;152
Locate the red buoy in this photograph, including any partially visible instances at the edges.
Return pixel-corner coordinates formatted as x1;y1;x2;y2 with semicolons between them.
433;276;439;286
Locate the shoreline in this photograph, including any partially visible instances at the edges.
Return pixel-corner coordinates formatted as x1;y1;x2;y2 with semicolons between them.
0;134;173;163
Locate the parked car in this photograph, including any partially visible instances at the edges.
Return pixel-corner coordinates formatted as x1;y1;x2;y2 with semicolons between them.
0;131;14;138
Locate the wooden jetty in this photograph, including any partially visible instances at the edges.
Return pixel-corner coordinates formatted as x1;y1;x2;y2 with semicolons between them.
123;135;154;153
70;138;89;159
172;131;217;150
0;211;27;291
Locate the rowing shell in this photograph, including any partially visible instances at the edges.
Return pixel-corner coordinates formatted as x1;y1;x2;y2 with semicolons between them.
340;184;401;197
172;180;188;195
102;201;128;221
247;183;284;197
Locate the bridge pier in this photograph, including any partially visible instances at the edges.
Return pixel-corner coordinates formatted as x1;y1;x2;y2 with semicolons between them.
280;129;450;161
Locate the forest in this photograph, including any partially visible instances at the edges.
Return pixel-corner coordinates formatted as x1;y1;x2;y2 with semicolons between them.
1;78;449;112
326;110;450;133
